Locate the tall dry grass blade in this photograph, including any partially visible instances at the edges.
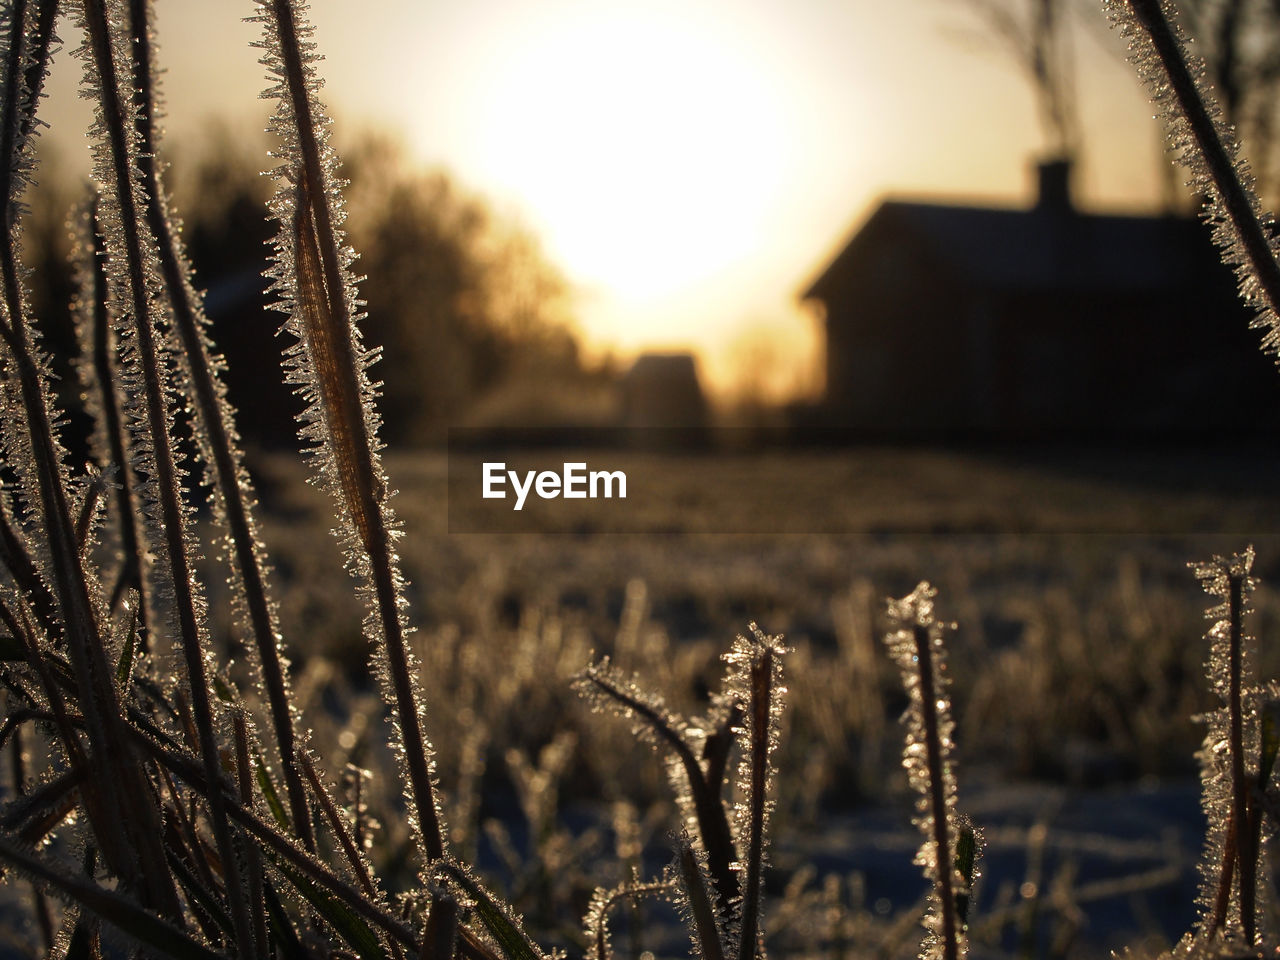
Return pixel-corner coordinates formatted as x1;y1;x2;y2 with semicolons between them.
724;625;788;960
0;501;56;637
156;761;219;895
583;873;675;960
291;179;381;552
257;0;446;865
129;726;420;951
434;860;549;960
1225;570;1254;943
73;198;149;626
953;818;980;933
885;583;965;960
424;887;461;960
233;713;269;956
75;0;254;949
703;698;742;802
10;721;57;957
71;467;104;555
915;619;958;960
12;0;53;148
299;749;378;900
1192;548;1264;944
674;834;727;960
574;659;740;911
123;0;315;853
0;0;178;915
1210;810;1237;934
0;835;227;960
162;838;236;945
1;765;82;837
56;847;103;960
8;608;85;778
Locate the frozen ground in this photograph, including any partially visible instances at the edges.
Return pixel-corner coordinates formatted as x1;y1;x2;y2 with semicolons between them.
177;443;1280;956
774;779;1205;959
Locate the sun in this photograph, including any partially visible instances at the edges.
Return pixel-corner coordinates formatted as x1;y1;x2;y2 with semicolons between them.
454;5;795;312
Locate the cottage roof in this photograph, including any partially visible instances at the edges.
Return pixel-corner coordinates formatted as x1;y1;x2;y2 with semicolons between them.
802;199;1223;302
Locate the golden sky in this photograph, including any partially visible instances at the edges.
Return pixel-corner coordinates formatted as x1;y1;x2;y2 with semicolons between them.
39;1;1169;400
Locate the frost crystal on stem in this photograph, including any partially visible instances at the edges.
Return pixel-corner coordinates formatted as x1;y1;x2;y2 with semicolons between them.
583;870;676;960
723;623;788;960
125;0;316;853
1190;547;1269;946
673;831;728;960
885;582;969;960
254;0;447;866
0;0;180;918
76;0;258;950
574;657;741;912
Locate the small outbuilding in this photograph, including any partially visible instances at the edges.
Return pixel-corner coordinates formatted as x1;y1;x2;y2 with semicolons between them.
621;352;709;430
801;160;1280;440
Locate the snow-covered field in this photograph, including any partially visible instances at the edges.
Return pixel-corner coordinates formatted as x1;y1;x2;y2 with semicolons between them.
208;443;1280;956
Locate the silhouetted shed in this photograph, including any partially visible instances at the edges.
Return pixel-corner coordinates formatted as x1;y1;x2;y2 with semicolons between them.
802;161;1280;439
621;352;708;430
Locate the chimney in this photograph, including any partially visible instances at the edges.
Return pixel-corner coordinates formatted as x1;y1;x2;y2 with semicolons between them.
1035;158;1073;214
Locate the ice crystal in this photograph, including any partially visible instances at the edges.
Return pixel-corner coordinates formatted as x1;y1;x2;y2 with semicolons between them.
884;582;968;960
583;869;676;960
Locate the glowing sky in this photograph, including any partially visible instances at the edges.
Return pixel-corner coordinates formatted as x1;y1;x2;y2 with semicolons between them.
38;1;1167;399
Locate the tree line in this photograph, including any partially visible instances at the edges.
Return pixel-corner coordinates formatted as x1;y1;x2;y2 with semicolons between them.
24;127;606;451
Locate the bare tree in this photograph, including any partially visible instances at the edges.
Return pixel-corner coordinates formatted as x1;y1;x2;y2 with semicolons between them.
953;0;1083;159
1175;0;1280;204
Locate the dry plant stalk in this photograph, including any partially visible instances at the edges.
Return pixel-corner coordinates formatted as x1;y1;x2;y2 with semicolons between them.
256;0;447;867
1105;0;1280;940
1191;549;1273;947
78;0;255;949
0;0;182;922
126;0;317;854
884;583;973;960
576;625;788;960
0;0;432;953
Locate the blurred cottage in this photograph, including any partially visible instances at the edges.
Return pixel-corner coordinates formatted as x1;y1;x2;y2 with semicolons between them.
621;352;708;429
801;160;1280;440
